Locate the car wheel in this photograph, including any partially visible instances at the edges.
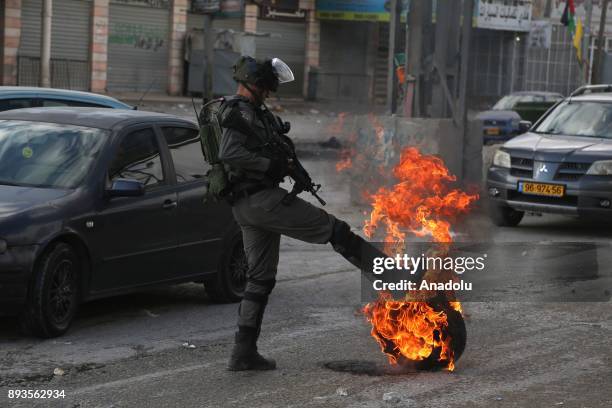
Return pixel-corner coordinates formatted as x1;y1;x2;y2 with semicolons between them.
488;202;524;227
20;242;80;338
205;228;248;303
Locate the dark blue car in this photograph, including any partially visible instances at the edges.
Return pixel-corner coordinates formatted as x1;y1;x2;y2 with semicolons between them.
0;108;246;338
0;86;132;111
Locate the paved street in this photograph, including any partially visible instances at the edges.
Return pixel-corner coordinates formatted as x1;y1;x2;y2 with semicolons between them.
1;155;611;408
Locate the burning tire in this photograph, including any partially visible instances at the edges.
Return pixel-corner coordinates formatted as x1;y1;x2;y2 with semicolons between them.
412;298;466;371
364;293;466;372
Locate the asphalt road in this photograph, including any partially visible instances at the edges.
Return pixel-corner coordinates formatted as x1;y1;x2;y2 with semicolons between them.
1;156;611;408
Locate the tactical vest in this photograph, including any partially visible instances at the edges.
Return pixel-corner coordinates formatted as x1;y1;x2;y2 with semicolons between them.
199;95;282;200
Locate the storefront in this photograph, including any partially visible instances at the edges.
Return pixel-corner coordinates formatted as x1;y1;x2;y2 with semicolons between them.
255;19;306;97
107;0;170;93
19;0;91;90
316;0;405;103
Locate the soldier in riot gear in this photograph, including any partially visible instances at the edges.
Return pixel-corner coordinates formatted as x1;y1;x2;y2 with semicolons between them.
219;56;379;371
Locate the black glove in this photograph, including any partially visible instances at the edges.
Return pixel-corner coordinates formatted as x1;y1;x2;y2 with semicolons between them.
265;158;289;181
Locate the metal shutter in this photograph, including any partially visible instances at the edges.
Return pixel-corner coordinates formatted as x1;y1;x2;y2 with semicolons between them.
255;20;305;97
107;3;169;93
19;0;91;89
319;20;370;102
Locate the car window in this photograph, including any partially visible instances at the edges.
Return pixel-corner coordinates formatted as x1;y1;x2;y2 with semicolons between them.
0;98;34;112
109;128;165;189
41;99;108;108
0;120;108;188
161;126;209;184
534;101;612;138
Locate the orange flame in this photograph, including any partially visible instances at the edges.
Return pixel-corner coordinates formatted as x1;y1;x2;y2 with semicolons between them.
364;147;478;243
334;114;391;175
363;146;478;372
336;155;353;172
363;293;457;371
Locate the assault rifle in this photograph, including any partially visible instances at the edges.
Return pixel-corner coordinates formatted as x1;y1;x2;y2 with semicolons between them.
259;107;326;206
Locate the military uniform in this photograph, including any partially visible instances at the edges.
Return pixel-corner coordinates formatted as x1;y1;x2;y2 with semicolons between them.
219;95;340;328
220;57;372;371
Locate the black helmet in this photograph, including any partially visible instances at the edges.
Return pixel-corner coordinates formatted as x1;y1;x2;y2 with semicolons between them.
232;56;294;92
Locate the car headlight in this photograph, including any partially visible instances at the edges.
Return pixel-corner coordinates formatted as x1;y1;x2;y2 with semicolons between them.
493;150;511;168
586;160;612;175
0;239;7;254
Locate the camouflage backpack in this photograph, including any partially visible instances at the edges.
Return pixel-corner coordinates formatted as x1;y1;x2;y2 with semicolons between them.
198;98;229;201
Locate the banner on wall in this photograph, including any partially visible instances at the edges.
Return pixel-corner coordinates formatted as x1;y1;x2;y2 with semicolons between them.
475;0;533;31
316;0;408;22
528;20;552;48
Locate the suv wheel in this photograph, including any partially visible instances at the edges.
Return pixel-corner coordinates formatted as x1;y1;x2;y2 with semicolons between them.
205;228;248;303
21;243;80;338
489;202;524;227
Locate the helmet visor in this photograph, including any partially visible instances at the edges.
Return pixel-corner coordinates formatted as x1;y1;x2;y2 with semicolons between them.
272;58;294;84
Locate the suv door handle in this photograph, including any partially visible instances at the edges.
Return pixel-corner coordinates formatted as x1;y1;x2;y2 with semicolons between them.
162;199;177;210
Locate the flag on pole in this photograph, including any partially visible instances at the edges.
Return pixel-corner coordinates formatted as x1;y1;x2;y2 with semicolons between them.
560;0;583;63
560;0;576;32
573;17;584;63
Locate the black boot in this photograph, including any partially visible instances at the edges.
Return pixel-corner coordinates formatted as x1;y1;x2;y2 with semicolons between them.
228;326;276;371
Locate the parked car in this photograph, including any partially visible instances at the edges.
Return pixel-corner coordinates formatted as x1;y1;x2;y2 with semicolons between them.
0;107;246;338
487;85;612;226
478;91;564;144
0;86;132;111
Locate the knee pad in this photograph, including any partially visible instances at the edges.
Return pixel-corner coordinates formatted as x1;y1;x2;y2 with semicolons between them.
243;278;276;306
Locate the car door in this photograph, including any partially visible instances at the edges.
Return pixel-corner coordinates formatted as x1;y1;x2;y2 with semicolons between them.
159;124;231;277
91;125;179;293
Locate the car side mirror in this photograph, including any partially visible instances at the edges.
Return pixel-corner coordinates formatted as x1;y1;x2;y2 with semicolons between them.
107;178;145;198
518;120;533;134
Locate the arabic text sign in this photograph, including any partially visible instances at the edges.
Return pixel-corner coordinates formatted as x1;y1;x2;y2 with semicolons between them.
476;0;532;32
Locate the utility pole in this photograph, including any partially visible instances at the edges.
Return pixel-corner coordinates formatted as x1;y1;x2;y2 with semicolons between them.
202;13;214;102
40;0;52;87
386;0;401;114
407;0;425;117
458;0;474;129
459;0;475;184
593;0;609;84
431;0;451;118
510;33;518;93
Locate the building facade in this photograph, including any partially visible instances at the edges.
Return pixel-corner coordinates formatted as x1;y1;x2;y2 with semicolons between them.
0;0;320;97
1;0;610;103
470;0;612;106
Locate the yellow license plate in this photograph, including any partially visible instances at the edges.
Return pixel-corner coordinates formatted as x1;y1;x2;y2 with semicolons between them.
486;127;500;135
519;182;565;197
